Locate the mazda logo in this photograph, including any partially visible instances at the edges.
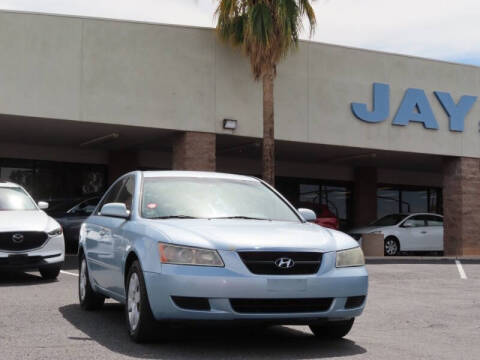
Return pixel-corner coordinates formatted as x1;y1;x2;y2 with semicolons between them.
275;257;295;269
12;233;24;244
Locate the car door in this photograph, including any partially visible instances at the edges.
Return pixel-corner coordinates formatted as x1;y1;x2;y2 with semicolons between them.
399;215;429;251
105;175;135;296
425;215;444;251
85;179;125;290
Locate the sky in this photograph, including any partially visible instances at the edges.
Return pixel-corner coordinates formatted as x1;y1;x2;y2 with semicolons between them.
0;0;480;66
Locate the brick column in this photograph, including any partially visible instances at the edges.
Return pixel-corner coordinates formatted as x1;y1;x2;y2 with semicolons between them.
172;131;216;171
108;151;140;184
443;157;480;256
353;167;377;227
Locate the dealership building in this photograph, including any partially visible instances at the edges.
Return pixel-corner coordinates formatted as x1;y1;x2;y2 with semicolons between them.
0;10;479;255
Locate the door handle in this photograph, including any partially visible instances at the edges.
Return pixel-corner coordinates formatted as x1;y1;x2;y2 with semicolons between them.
421;231;427;234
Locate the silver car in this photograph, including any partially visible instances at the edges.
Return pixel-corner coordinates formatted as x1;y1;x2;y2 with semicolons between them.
79;171;368;342
0;181;65;279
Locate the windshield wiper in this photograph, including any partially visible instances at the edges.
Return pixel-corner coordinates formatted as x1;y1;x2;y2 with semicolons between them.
149;215;200;219
209;216;271;221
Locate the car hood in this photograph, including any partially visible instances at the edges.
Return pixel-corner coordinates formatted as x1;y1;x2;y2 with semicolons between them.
349;226;392;234
0;210;56;232
143;219;358;252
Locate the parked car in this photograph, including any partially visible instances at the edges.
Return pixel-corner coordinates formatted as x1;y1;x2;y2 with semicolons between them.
78;171;368;342
349;213;444;256
0;180;65;279
47;197;100;253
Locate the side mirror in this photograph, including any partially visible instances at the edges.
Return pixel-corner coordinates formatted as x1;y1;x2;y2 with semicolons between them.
38;201;49;210
298;208;317;222
100;203;130;219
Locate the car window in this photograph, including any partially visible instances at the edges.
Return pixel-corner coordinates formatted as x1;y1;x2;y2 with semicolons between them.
75;197;100;215
425;215;443;227
96;179;125;215
116;176;135;211
0;187;37;211
403;215;427;227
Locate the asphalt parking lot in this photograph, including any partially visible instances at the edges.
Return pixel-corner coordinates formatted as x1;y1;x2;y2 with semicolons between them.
1;259;479;360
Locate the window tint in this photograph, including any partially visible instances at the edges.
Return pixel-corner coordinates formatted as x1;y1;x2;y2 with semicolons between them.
96;179;124;215
403;215;427;227
116;176;135;210
425;215;443;227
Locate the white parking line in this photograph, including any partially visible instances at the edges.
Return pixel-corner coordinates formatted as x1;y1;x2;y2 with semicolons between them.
60;270;78;277
455;260;467;280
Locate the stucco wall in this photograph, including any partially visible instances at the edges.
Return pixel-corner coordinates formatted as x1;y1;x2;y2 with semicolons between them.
0;10;479;158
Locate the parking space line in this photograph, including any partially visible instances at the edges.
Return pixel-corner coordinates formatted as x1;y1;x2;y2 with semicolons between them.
60;270;78;277
455;260;467;280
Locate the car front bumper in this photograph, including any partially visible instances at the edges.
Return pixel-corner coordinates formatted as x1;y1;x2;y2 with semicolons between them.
143;250;368;322
0;235;65;270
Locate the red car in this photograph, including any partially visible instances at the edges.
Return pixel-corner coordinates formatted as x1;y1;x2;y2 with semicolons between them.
314;205;339;229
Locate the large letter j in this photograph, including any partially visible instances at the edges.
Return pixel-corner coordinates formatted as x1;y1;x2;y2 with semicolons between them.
351;83;390;123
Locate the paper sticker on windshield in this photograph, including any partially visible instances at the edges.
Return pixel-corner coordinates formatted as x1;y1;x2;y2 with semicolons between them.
147;203;157;209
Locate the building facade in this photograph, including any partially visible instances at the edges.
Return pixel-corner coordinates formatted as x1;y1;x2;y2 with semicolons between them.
0;10;479;255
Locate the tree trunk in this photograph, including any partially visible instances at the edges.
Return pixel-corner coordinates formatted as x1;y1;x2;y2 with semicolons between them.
262;67;275;186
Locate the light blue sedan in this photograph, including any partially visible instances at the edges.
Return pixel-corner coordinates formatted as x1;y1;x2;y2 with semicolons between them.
78;171;368;342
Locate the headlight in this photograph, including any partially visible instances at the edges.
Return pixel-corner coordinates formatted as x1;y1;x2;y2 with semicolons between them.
336;247;365;268
48;227;63;237
158;243;224;267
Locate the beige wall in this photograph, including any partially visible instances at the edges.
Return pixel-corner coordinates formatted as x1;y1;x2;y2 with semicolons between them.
0;11;479;158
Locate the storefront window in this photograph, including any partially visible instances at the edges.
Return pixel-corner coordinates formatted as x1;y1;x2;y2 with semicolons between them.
0;159;107;206
277;178;353;230
377;185;442;218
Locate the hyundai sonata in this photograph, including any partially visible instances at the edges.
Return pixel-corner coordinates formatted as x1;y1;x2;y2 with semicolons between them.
78;171;368;342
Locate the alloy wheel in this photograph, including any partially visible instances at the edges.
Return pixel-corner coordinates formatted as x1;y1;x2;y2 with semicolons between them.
385;239;398;256
79;259;87;302
127;273;141;331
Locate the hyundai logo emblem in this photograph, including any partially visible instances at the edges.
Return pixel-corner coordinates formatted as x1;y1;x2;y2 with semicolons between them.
275;257;295;269
12;233;24;244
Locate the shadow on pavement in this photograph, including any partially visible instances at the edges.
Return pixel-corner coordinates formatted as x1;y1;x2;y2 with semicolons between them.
62;255;79;271
59;303;367;359
0;270;57;287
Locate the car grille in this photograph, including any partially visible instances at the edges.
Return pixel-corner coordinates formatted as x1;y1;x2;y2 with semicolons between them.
0;231;49;252
238;251;322;275
230;298;333;314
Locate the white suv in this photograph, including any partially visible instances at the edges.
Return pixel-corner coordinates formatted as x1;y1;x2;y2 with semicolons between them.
0;181;65;279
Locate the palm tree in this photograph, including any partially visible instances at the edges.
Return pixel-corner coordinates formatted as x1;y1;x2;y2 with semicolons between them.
216;0;316;186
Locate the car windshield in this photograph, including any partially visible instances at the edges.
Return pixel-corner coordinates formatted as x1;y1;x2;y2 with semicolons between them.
0;187;37;211
370;214;408;227
141;177;300;222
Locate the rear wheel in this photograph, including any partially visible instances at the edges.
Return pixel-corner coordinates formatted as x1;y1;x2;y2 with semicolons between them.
309;318;355;339
125;260;159;343
384;237;400;256
79;255;105;310
39;265;60;280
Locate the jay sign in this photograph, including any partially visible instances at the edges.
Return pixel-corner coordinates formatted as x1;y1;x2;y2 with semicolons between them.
351;83;477;132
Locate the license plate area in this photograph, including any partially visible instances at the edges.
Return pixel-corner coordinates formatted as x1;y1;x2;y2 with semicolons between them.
267;279;307;292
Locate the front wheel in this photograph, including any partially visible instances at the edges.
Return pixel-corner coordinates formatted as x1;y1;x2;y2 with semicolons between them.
79;255;105;310
39;265;61;280
384;237;400;256
125;260;159;343
309;318;355;339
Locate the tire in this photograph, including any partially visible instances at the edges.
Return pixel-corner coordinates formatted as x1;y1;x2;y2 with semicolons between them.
384;237;400;256
125;260;159;343
309;318;355;339
39;265;61;280
79;254;105;310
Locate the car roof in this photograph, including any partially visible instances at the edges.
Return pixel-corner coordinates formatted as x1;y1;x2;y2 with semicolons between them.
141;171;258;182
0;180;21;188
